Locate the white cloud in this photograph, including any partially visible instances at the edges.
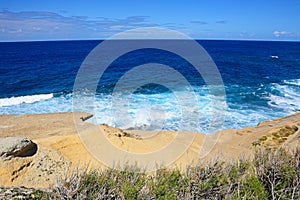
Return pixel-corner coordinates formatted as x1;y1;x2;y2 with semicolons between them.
239;31;255;38
9;28;22;33
273;31;292;37
110;25;125;30
33;27;41;31
0;11;163;41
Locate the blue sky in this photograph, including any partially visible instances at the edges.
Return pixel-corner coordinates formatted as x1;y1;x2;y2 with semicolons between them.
0;0;299;41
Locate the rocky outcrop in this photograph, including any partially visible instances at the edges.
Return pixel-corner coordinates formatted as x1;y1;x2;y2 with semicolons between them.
0;137;37;160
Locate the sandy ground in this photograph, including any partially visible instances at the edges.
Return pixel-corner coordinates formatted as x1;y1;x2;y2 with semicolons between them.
0;112;299;188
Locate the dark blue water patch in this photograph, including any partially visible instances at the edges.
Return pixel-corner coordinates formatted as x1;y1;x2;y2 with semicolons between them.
133;84;172;94
0;39;300;103
96;48;205;94
199;40;300;86
0;40;100;98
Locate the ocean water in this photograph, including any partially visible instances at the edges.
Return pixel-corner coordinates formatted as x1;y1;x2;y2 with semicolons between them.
0;40;300;133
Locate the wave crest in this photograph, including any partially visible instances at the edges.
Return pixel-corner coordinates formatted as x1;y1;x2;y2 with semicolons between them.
0;93;54;107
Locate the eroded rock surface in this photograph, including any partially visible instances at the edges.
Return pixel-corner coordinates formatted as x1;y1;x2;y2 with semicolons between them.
0;137;37;159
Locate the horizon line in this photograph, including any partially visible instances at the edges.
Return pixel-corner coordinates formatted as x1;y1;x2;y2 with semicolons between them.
0;38;299;43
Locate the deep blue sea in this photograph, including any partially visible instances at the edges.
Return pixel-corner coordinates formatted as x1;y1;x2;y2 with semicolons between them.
0;40;300;133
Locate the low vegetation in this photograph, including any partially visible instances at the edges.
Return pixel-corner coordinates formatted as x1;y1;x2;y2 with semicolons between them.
26;147;300;200
252;125;298;147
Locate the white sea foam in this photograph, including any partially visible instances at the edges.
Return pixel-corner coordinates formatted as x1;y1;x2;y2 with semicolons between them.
90;89;227;133
1;79;299;133
267;81;300;112
283;78;300;86
0;93;54;107
268;94;300;111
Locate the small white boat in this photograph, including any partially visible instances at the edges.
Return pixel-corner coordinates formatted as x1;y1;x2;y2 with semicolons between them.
271;55;279;59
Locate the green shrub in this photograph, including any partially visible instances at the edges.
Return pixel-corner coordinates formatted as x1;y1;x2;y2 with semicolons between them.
42;147;300;200
254;148;300;200
152;168;188;199
237;175;268;200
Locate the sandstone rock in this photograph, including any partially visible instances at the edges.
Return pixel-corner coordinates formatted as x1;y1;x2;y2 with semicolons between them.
0;137;37;159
